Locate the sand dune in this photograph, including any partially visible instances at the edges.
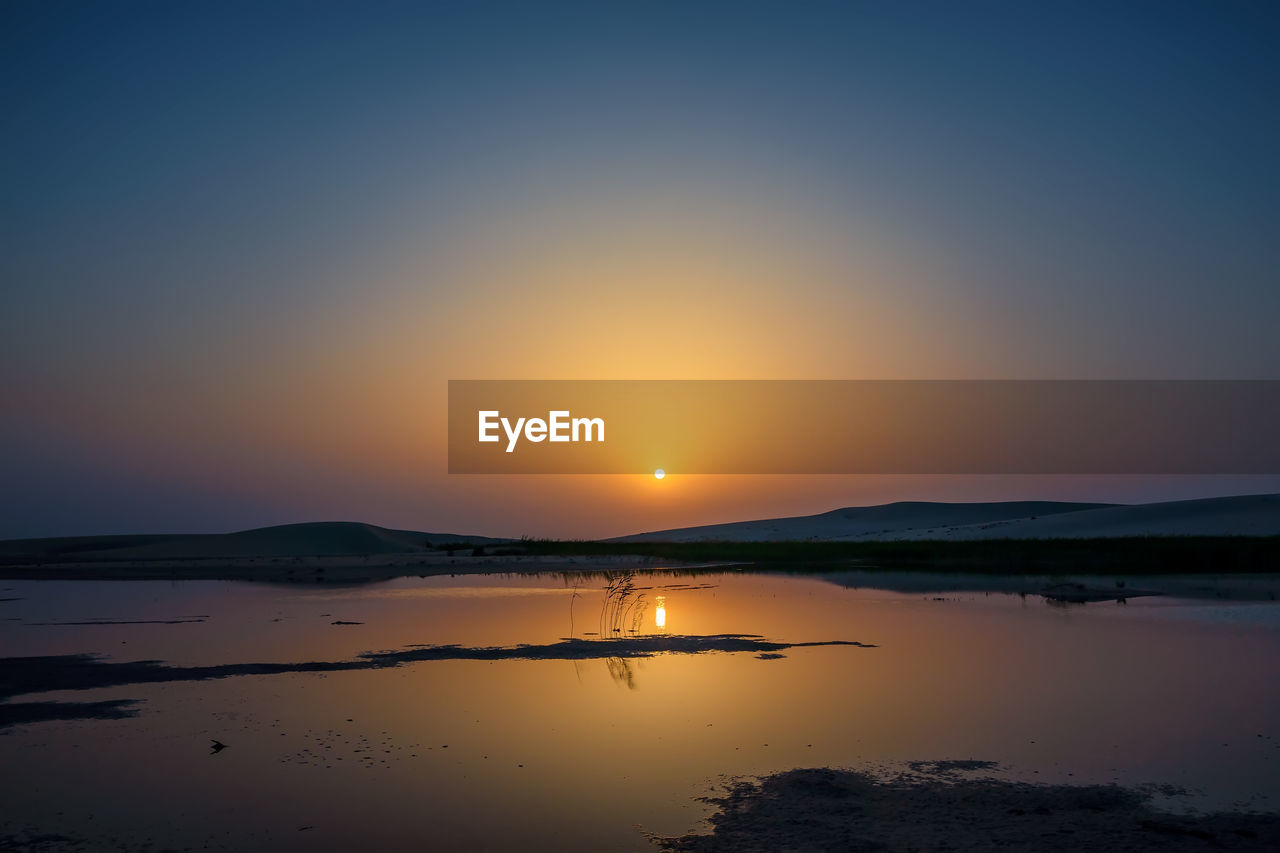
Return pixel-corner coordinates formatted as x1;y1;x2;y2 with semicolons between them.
0;522;503;561
917;494;1280;540
616;494;1280;542
613;500;1111;542
4;495;1277;565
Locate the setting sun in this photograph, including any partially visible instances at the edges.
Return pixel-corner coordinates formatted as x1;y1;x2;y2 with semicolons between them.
654;468;666;480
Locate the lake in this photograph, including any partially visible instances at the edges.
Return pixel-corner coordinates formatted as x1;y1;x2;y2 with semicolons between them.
2;569;1278;850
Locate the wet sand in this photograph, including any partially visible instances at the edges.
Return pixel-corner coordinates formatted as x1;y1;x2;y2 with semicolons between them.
656;765;1280;852
3;569;1277;850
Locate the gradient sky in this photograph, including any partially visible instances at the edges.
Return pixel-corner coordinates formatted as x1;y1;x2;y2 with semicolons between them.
3;0;1279;539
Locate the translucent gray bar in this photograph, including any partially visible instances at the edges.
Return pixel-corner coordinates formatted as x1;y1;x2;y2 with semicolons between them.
448;380;1280;474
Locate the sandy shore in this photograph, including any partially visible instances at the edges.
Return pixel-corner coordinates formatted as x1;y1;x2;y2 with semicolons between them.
0;552;693;582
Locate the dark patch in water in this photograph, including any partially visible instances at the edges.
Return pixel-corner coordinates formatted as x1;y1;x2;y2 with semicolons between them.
0;635;875;710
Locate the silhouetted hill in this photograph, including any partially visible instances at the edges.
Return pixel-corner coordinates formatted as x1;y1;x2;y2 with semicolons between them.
0;522;505;561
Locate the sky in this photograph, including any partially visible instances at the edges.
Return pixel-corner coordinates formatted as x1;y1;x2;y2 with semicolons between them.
2;0;1279;539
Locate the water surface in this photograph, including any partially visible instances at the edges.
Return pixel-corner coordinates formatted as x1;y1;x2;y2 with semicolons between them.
1;570;1277;850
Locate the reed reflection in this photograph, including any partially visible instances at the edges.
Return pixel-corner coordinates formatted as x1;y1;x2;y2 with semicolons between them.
605;656;638;690
561;571;656;687
558;572;719;688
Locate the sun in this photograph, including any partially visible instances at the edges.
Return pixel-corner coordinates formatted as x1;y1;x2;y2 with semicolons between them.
653;468;666;480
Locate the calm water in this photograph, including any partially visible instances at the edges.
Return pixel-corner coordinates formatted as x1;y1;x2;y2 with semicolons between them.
2;570;1278;850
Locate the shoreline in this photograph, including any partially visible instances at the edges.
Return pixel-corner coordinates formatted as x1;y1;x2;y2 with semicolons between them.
1;556;1278;603
0;552;698;582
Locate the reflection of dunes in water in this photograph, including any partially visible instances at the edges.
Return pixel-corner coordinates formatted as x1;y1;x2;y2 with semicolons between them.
0;635;876;723
552;569;729;589
289;586;575;601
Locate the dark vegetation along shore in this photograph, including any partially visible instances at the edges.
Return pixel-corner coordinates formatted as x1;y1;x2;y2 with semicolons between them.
1;523;1278;581
521;536;1280;574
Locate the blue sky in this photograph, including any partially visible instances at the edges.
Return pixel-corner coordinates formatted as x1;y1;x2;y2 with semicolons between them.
3;1;1278;537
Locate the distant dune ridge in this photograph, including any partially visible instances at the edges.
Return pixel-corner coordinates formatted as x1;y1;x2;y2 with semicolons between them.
611;500;1110;542
613;494;1280;542
0;522;503;561
1;495;1277;562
